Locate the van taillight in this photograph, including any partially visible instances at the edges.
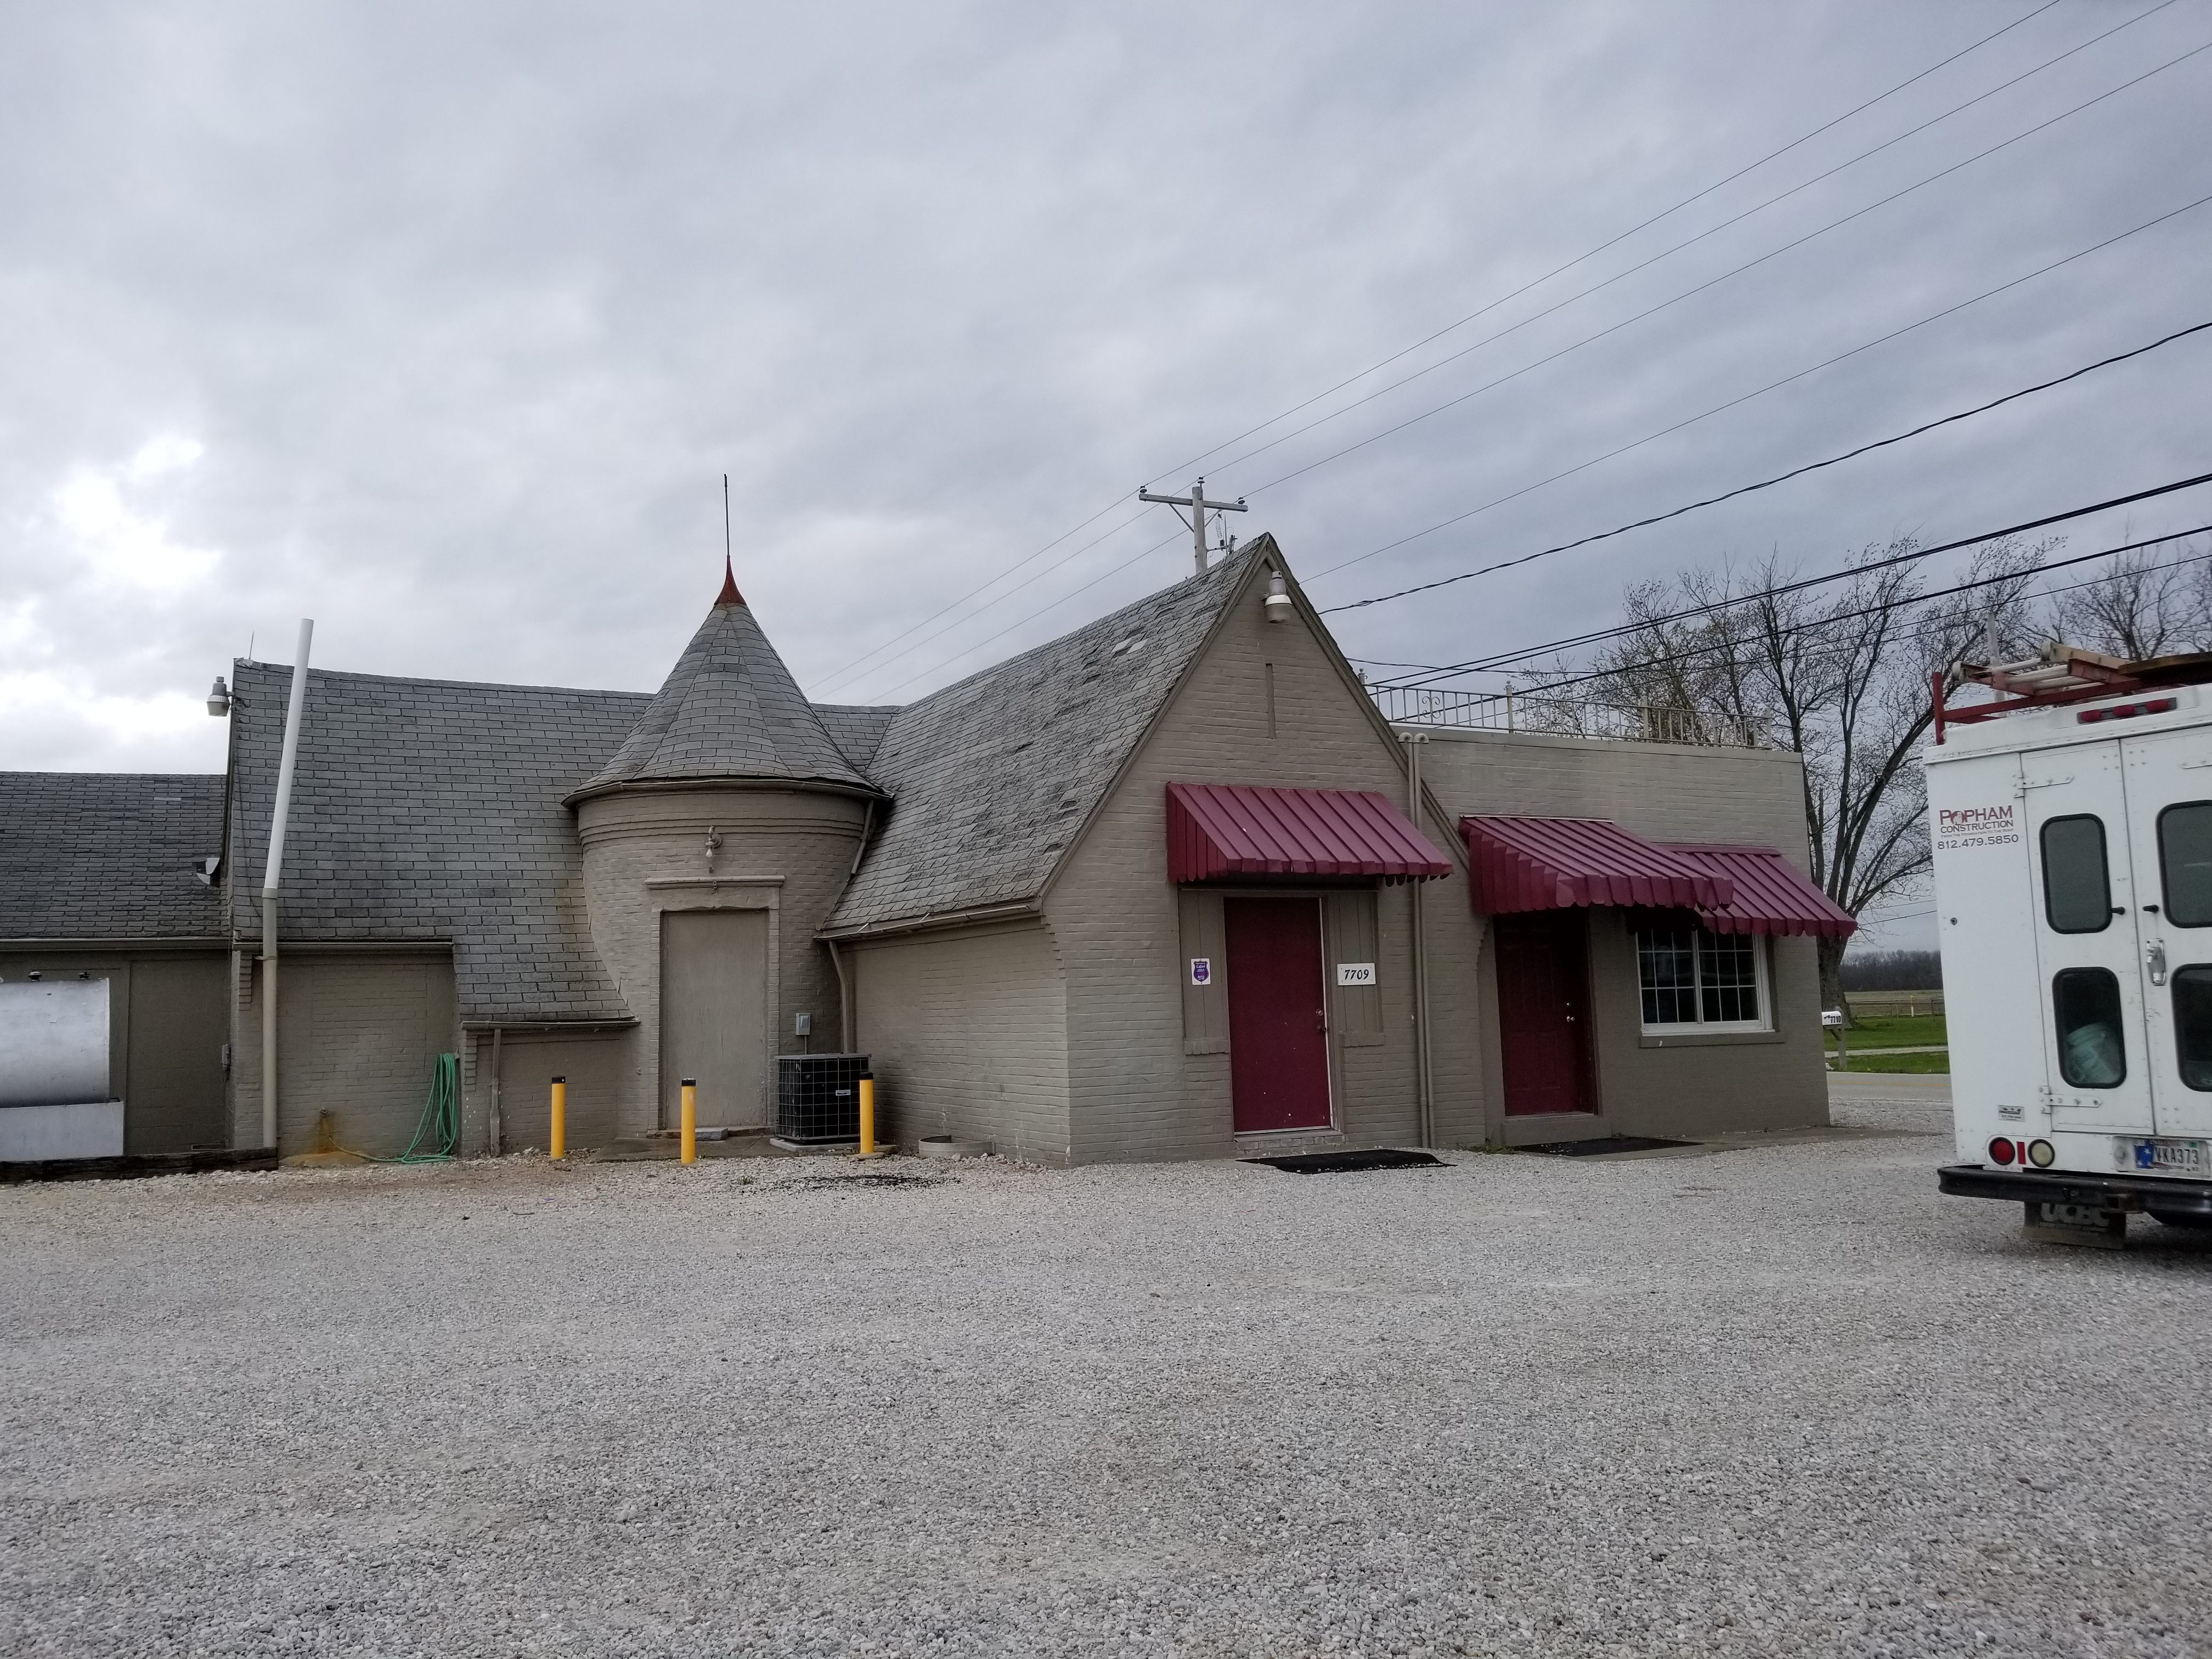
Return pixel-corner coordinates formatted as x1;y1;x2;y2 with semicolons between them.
1988;1137;2017;1165
2079;697;2176;724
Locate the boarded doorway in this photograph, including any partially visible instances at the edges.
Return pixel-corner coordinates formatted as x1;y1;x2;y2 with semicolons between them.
661;909;770;1130
1496;911;1595;1116
1225;896;1331;1133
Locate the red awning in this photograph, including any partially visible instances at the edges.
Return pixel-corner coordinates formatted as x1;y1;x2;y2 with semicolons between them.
1166;783;1453;884
1666;844;1859;937
1460;815;1733;913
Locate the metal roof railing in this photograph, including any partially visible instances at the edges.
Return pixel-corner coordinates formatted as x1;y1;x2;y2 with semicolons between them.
1372;684;1763;748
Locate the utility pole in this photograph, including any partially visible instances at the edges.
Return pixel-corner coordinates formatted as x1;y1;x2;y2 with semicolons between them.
1139;477;1249;574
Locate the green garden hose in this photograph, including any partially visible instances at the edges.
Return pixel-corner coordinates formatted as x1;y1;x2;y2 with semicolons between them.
392;1052;461;1162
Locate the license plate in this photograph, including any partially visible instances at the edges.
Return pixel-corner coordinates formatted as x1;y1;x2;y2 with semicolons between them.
2119;1137;2212;1176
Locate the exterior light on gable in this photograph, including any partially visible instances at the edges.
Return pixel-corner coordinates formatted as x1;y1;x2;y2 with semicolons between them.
206;676;232;716
1264;571;1293;624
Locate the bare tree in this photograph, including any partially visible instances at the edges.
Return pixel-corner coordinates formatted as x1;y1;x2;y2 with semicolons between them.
1560;536;2047;1020
2043;533;2212;659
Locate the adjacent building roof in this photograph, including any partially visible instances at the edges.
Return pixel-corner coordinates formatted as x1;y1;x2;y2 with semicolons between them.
1667;844;1858;938
570;574;872;799
1459;815;1733;914
227;662;649;1024
0;774;225;940
1165;782;1451;884
824;546;1261;933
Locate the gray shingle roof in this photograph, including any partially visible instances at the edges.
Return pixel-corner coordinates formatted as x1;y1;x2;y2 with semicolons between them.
572;595;871;798
227;662;648;1024
0;774;225;939
813;704;900;773
825;545;1258;933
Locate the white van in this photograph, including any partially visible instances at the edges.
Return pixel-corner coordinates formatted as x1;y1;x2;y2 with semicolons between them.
1928;645;2212;1246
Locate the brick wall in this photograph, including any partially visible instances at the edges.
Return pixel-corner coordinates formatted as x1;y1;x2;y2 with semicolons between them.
848;919;1070;1163
227;950;458;1156
1044;554;1485;1161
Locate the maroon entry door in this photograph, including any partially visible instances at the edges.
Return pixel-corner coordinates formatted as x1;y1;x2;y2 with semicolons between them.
1224;896;1333;1133
1495;911;1595;1116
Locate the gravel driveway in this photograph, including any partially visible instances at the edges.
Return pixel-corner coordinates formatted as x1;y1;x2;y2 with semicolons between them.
4;1096;2207;1658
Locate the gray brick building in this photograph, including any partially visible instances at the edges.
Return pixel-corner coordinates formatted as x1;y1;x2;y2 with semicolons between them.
2;538;1850;1163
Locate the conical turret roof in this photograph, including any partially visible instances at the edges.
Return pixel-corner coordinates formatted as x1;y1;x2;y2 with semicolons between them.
570;561;873;799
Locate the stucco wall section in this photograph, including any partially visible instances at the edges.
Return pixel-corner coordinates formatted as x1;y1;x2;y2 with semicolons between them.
575;785;869;1132
0;946;228;1153
1412;727;1811;862
1424;729;1830;1137
1046;558;1483;1162
848;919;1069;1163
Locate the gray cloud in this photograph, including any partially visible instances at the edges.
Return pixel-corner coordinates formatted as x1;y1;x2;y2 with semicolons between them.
3;0;2205;877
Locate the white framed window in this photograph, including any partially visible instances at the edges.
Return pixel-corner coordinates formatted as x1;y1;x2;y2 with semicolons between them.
1635;927;1771;1033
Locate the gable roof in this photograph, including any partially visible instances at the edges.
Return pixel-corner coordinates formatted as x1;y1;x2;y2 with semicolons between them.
571;588;871;799
228;661;647;1024
0;774;226;940
825;544;1261;934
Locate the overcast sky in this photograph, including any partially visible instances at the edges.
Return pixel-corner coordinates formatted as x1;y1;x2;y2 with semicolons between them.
5;1;2208;949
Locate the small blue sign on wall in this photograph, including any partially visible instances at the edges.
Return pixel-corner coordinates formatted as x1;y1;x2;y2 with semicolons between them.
1189;957;1212;986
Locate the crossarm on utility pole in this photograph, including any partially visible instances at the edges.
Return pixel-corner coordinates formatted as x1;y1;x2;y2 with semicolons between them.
1138;476;1249;573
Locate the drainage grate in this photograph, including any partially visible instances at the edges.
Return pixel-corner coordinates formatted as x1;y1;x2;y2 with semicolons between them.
1245;1149;1446;1175
1520;1136;1698;1157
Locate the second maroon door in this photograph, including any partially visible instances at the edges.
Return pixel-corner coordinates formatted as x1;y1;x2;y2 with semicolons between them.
1495;910;1595;1116
1224;896;1333;1133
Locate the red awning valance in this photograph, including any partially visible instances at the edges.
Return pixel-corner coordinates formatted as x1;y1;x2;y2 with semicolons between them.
1666;844;1859;938
1166;783;1453;884
1460;815;1732;914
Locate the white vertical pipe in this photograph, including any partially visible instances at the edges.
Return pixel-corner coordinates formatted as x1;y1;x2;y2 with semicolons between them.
1407;731;1434;1148
260;619;314;1152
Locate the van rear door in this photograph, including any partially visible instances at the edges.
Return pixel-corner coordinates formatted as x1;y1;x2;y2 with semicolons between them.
2022;740;2154;1134
2120;727;2212;1140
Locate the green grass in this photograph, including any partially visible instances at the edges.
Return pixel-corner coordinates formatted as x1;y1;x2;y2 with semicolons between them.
1835;1051;1950;1074
1825;1012;1948;1051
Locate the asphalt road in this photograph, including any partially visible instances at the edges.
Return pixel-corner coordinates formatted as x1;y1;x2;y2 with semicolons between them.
3;1090;2205;1659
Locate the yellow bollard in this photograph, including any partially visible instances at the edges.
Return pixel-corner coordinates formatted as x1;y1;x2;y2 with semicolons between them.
680;1077;697;1165
858;1071;875;1155
549;1076;566;1160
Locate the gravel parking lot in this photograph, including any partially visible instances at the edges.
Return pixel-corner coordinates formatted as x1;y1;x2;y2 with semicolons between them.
4;1092;2208;1658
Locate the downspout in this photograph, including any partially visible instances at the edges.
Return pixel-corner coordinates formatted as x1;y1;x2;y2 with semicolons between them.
826;939;851;1054
1405;730;1435;1148
259;619;314;1153
826;797;877;1054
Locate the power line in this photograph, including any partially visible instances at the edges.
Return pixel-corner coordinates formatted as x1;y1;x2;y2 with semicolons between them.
1152;0;2074;482
1196;1;2183;489
867;526;1194;701
1313;313;2212;611
1234;37;2212;505
1373;471;2212;690
1444;522;2212;701
809;503;1152;699
804;4;2074;697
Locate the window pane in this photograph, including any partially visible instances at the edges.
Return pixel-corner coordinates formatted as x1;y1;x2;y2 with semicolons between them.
2039;816;2111;933
2053;967;2126;1088
2159;803;2212;927
1637;930;1696;1025
2172;966;2212;1091
1697;930;1760;1024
